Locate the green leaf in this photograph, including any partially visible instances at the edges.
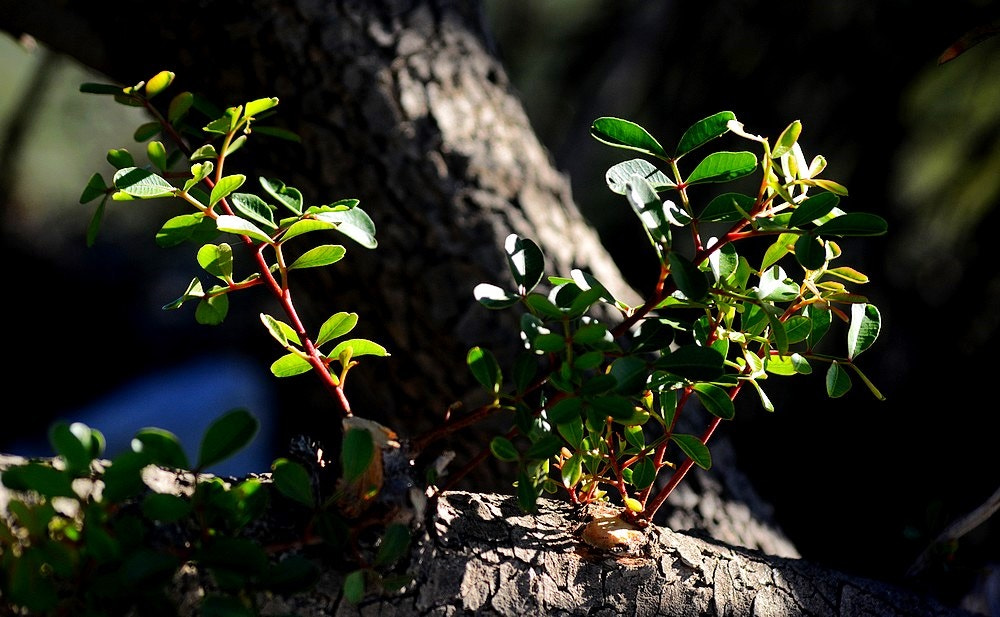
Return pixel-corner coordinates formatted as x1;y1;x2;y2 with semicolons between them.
676;111;736;157
168;91;194;124
288;244;347;270
191;144;217;161
156;213;216;248
655;345;725;381
216;214;272;243
590;117;667;158
270;353;312;377
244;97;279;118
764;306;789;355
765;352;812;376
789;192;840;228
848;303;881;360
280;218;337;242
331;338;390;360
557;418;584;449
588;395;637;422
784;315;813;344
505;234;545;293
195;293;229;325
806;304;832;348
80;173;107;204
229;192;277;230
267;555;320;594
271;458;315;508
668;252;708;301
317;312;359;347
467;346;502;394
107;148;135;169
374;523;411;568
826;361;852;397
548;397;583;425
142;492;192;523
133;121;162;142
252;126;302;142
132;427;190;469
49;421;96;475
147;140;167;171
671;434;712;469
561;453;583;488
793;233;826;270
771;120;802;159
260;313;299;347
524;433;564;460
196;409;259;471
113;167;176;198
490;436;520;462
210;174;246;207
312;206;377;249
1;463;75;498
604;159;674;194
609;355;649;395
631;458;656;490
699;192;755;222
814;212;888;237
260;177;303;215
144;70;174;98
343;569;367;604
625;173;672;249
758;266;799;302
516;470;538;512
101;450;151;503
692;383;735;420
342;428;375;483
685;151;757;184
197;243;234;280
474;283;521;308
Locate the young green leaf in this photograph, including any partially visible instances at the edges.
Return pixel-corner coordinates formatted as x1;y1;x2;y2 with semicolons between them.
270;353;312;377
215;214;272;243
771;120;802;159
330;338;389;360
244;97;279;118
229;192;277;230
685;151;757;185
209;174;247;207
343;569;367;604
591;117;667;158
144;70;174;98
196;409;260;472
197;243;235;280
288;244;347;270
676;111;736;157
671;434;712;469
260;177;303;215
280;219;337;242
313;206;377;249
848;303;881;360
271;458;316;508
260;313;301;347
195;293;229;325
317;312;359;347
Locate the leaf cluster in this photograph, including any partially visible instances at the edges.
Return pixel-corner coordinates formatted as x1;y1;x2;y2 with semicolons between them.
471;112;886;521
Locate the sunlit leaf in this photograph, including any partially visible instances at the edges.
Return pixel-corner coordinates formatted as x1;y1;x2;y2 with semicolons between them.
288;244;346;270
591;117;666;158
505;234;545;293
848;303;881;360
216;214;272;243
604;159;674;194
676;111;736;157
316;312;358;347
467;346;502;394
692;383;735;420
671;434;712;469
210;174;246;207
270;353;312;377
815;212;888;237
826;361;852;398
686;151;757;184
772;120;801;159
113;167;175;199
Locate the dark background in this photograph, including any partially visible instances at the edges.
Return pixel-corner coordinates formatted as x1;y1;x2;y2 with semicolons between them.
1;0;998;609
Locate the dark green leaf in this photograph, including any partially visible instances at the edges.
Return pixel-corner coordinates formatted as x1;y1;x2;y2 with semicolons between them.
142;492;192;523
699;192;755;222
630;458;656;490
505;234;545;293
132;427;190;469
669;252;708;301
609;356;649;395
374;523;411;568
814;212;888;237
272;458;316;508
196;409;259;471
260;177;303;215
467;346;502;394
490;436;520;462
789;192;840;228
685;151;757;184
102;450;152;503
784;315;813;344
655;345;725;381
133;121;161;142
548;397;583;424
512;352;538;393
80;82;126;95
676;111;736;157
805;304;832;348
342;428;375;483
516;471;538;512
524;433;564;460
561;453;583;488
267;555;320;594
49;421;96;475
692;383;735;420
80;173;107;204
671;434;712;469
826;361;852;397
156;213;216;248
343;569;367;604
195;293;229;325
1;463;75;498
591;117;667;158
557;418;584;449
588;395;636;421
794;234;827;270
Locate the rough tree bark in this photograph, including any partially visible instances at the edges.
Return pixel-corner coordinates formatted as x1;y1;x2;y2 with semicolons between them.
0;1;979;615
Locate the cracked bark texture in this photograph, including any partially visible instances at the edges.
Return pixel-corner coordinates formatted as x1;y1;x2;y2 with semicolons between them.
0;0;799;558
